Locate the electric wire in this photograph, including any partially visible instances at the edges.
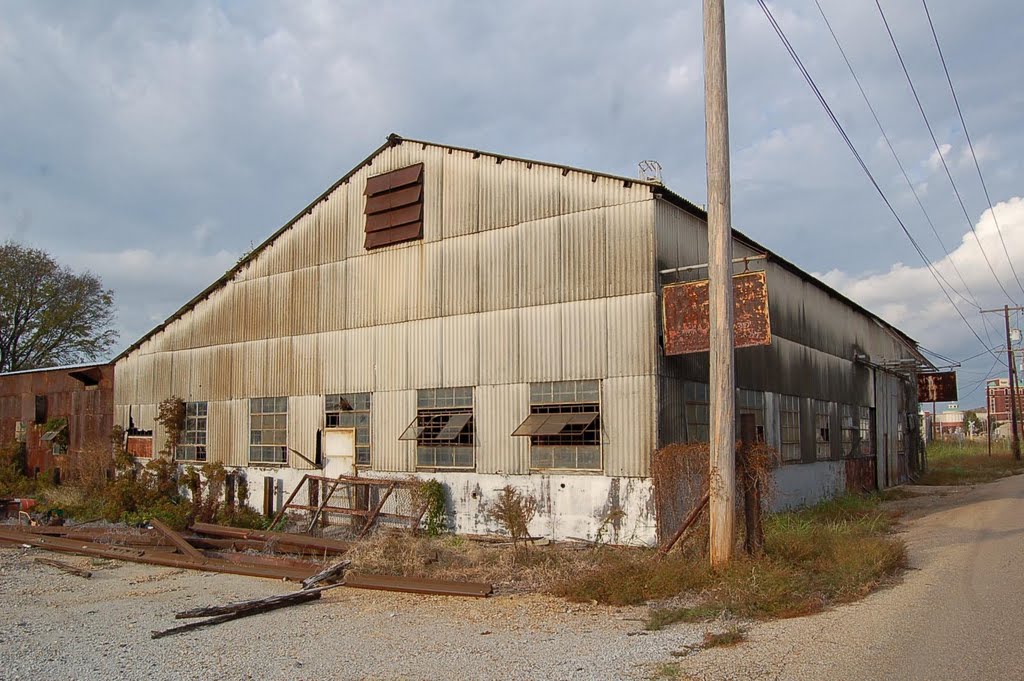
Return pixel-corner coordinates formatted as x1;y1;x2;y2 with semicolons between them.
756;0;999;361
921;0;1024;299
813;0;979;311
874;0;1019;306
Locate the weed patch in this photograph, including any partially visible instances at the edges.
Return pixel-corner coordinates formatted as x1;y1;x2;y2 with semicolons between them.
918;441;1023;485
703;625;747;648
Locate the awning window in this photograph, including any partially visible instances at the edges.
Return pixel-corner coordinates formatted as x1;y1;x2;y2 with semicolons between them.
512;412;598;436
400;411;474;443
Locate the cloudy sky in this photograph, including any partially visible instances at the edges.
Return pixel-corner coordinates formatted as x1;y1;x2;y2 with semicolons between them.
1;0;1021;408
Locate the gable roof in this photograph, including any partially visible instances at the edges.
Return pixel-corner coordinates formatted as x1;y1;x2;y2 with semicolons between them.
115;133;927;366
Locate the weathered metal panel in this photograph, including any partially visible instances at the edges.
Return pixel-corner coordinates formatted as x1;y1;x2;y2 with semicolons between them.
518;215;563;308
264;337;293;398
441;236;480;317
319;331;347;394
316;194;347;265
114;356;137;406
318;260;347;333
441;315;479;388
407;317;442;389
605;200;654;297
475;383;529;475
136;403;157;433
227;398;249;467
345;255;378;329
291;334;321;397
291;213;320;270
134;353;157;404
478;157;520;232
288;395;320;470
371;390;415;472
291;267;319;337
345;167;371;258
263;226;294;276
518;163;562;225
561;208;608;302
169;351;191;398
264;272;294;340
477;226;521;313
441;149;480;239
519;304;563;382
207;281;237;347
607;293;657;378
603;374;657;477
374;321;408;392
663;271;772;356
561;298;607;380
188;347;214;401
376;246;423;325
231;340;265;398
345;326;377;393
658;375;686;446
918;372;957;402
207;400;232;465
152;353;174;404
478;309;520;386
209;345;233;401
230;279;258;343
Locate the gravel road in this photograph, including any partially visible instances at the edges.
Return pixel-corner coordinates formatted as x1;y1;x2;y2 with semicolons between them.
677;475;1024;680
0;545;710;680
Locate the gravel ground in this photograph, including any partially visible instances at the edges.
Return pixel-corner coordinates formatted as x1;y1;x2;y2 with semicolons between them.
0;546;714;681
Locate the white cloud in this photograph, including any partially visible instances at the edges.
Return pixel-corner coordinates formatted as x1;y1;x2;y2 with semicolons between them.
926;143;953;172
665;59;699;94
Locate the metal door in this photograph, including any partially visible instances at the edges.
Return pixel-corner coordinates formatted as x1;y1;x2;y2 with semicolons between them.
323;428;356;479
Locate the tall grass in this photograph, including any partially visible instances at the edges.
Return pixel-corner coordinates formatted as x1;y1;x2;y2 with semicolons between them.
919;440;1024;485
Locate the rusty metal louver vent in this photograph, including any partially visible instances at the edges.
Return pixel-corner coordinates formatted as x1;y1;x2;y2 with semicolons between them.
364;163;424;250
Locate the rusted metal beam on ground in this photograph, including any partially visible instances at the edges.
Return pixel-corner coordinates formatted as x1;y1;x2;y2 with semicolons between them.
34;556;92;578
0;528;316;581
149;518;207;563
188;523;350;554
183;535;331;557
344;573;492;598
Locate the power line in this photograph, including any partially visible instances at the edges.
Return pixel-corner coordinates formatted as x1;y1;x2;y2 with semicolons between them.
813;0;980;311
921;0;1024;299
755;0;999;361
874;0;1019;306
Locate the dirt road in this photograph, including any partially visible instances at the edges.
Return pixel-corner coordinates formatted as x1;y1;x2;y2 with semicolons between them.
680;474;1024;680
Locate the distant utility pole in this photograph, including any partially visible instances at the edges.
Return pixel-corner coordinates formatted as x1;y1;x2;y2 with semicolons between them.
704;0;736;567
982;305;1022;460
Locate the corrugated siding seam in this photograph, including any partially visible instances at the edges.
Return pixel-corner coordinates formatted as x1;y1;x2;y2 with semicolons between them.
288;395;320;470
603;375;657;477
371;390;415;472
475;383;529;475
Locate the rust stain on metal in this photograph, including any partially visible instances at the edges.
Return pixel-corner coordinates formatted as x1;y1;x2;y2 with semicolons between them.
917;372;957;402
662;271;771;356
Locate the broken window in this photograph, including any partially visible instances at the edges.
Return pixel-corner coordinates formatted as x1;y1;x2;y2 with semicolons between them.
514;380;602;472
841;404;857;457
736;389;765;442
897;415;905;455
779;394;801;462
815;400;831;460
176;402;208;462
401;387;474;469
41;420;68;456
859;407;873;456
364;163;425;250
34;395;47;424
250;397;288;464
684;382;710;443
325;392;371;466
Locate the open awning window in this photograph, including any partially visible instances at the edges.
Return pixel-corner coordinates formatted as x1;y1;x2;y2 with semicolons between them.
511;412;598;437
400;411;473;443
41;424;67;442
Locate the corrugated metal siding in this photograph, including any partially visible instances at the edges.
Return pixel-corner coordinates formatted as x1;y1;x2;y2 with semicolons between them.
658;375;686;445
170;351;191;398
344;256;378;329
208;400;232;465
291;213;320;270
562;209;607;301
608;293;657;378
518;163;562;224
228;398;249;467
441;314;479;388
345;326;376;393
441;149;479;239
603;374;657;477
264;272;294;339
318;261;346;333
475;383;529;475
291;335;320;396
371;390;415;472
288;395;320;470
265;337;293;398
519;303;563;382
374;322;408;392
320;332;346;395
292;267;319;337
408;317;442;389
114;355;137;406
518;215;562;308
231;340;265;397
441;236;480;317
561;298;607;380
607;200;655;297
477;226;521;312
479;157;520;232
478;309;520;386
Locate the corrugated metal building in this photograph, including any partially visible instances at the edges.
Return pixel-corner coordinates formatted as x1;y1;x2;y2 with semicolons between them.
0;363;114;480
113;134;927;544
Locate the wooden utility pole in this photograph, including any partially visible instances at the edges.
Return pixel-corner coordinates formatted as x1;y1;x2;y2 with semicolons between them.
986;381;992;457
980;306;1022;460
704;0;736;567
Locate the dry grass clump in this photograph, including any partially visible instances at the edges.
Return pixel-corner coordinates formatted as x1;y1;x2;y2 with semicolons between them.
702;625;747;648
919;441;1024;485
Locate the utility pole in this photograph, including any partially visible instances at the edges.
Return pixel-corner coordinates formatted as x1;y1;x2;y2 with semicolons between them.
980;306;1022;460
986;381;992;457
704;0;736;567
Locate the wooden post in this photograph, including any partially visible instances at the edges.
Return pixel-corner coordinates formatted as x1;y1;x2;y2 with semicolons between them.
308;478;320;522
738;414;763;555
225;472;236;510
1004;305;1021;460
263;476;275;518
704;0;736;567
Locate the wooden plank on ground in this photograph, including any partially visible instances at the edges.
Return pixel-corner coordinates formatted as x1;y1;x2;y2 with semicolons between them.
34;557;92;578
344;573;492;598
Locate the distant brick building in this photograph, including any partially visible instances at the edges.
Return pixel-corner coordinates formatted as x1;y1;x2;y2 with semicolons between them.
986;378;1024;427
0;363;114;480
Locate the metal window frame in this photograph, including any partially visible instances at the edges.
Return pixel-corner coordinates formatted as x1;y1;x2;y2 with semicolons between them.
325;392;372;466
249;397;288;465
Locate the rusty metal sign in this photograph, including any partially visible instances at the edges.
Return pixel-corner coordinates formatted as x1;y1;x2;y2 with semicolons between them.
918;372;958;402
662;271;771;356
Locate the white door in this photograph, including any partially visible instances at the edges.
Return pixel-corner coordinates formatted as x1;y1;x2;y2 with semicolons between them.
323;428;356;479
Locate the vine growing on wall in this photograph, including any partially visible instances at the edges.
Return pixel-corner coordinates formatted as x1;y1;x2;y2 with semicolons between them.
155;396;186;460
417;479;448;537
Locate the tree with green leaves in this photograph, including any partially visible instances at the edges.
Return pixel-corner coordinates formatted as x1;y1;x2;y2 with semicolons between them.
0;241;118;372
